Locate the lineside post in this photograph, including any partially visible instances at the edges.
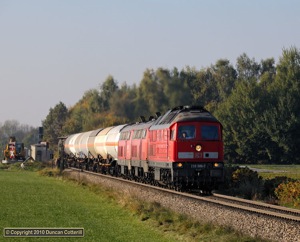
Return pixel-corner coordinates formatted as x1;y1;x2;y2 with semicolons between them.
58;137;65;174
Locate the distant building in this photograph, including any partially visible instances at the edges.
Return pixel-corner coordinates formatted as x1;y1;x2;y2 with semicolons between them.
30;142;53;162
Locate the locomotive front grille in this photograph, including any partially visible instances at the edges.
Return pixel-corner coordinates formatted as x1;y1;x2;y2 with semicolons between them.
210;169;223;177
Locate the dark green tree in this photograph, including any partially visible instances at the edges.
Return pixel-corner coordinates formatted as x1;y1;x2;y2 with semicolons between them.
135;69;166;118
99;75;119;111
236;53;260;82
110;83;137;121
262;47;300;163
215;55;267;163
215;80;265;163
156;67;193;109
42;102;68;151
259;58;276;91
212;59;237;102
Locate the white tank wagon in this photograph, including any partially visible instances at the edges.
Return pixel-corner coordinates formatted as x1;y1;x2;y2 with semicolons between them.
77;131;93;158
73;133;85;158
63;124;129;172
94;126;115;160
64;133;82;157
87;128;103;158
105;124;128;162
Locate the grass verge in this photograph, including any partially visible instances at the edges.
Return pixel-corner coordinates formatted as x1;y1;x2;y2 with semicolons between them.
245;164;300;180
0;168;267;241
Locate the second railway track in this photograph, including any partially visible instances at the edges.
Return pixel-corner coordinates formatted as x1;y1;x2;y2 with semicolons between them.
210;193;300;222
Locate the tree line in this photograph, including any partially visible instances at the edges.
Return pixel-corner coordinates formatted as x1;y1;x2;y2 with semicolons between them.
0;120;38;158
23;47;300;164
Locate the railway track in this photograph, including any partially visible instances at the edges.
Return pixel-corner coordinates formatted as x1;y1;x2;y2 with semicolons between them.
209;193;300;222
68;167;300;222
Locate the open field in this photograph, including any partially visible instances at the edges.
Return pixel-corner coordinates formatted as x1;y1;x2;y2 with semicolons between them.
0;170;176;242
242;164;300;180
0;168;263;242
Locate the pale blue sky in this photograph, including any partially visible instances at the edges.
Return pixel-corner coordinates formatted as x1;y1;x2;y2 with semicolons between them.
0;0;299;127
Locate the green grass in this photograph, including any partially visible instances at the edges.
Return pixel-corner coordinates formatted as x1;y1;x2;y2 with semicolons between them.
243;164;300;180
0;170;174;242
0;169;266;242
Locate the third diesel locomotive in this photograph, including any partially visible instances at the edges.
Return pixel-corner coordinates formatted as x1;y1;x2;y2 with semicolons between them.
61;106;224;191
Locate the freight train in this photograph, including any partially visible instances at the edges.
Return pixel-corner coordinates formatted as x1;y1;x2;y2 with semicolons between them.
61;106;224;192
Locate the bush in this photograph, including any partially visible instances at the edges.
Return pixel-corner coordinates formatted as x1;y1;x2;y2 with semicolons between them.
220;166;263;199
275;180;300;208
263;176;294;200
38;168;61;177
0;163;9;170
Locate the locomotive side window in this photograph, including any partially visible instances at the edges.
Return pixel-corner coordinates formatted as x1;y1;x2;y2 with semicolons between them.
137;130;142;138
120;132;131;140
178;126;195;139
133;130;142;139
201;126;219;140
142;129;147;139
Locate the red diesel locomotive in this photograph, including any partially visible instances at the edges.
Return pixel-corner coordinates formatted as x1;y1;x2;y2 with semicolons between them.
62;106;224;191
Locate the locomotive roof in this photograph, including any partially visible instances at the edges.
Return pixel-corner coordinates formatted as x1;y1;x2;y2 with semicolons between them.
150;106;219;130
121;120;155;132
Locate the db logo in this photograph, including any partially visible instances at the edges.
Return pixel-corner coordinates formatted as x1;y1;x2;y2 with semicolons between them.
195;153;202;158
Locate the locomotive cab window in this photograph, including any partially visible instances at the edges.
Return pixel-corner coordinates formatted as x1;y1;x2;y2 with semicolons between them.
16;144;23;153
201;125;219;140
178;125;195;139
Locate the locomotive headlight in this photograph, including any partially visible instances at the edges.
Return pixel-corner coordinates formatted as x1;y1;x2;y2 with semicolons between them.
195;144;202;152
177;163;183;168
213;162;223;168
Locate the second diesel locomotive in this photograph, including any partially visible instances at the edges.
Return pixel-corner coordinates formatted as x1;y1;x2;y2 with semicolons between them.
62;106;224;191
2;136;26;164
